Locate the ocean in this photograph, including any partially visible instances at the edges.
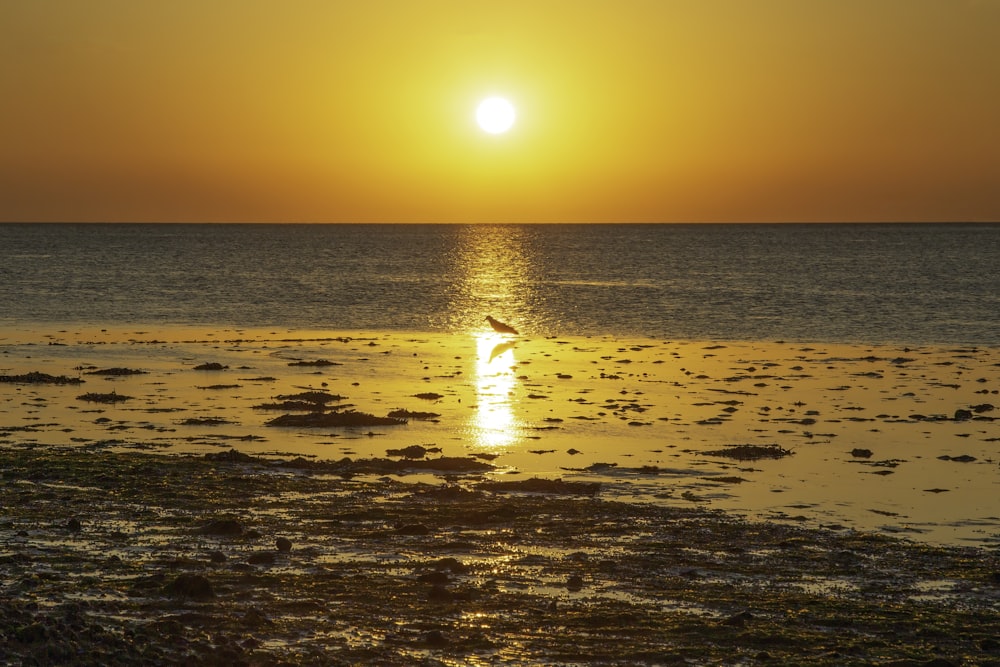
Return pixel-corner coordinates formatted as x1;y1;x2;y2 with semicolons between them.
2;222;998;345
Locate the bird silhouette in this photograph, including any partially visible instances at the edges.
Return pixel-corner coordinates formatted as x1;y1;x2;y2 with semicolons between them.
485;315;519;335
489;340;517;361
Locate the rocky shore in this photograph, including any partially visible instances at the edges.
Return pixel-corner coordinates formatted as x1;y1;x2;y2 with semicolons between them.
2;447;998;666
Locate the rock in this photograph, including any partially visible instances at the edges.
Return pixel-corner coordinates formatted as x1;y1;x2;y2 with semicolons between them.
66;517;82;532
204;449;256;463
387;409;440;420
77;391;132;404
193;362;228;371
386;444;428;459
851;448;873;458
424;629;449;647
427;584;452;602
242;607;272;628
722;610;754;627
276;537;292;552
0;371;83;385
266;410;406;428
275;390;345;404
197;519;245;536
248;551;276;565
127;572;166;595
567;574;584;591
86;367;147;376
419;570;450;585
164;573;214;599
435;557;469;573
15;622;49;643
940;454;977;463
208;551;226;563
954;409;973;420
396;523;430;536
702;444;794;460
287;359;339;367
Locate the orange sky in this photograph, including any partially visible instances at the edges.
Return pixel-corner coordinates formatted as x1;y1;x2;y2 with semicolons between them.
2;1;998;223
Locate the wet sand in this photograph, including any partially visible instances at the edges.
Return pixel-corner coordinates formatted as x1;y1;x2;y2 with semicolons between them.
2;324;1000;664
2;324;997;545
2;447;999;665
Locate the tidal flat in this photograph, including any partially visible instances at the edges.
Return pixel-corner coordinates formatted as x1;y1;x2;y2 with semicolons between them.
2;325;998;543
1;447;999;666
1;326;999;664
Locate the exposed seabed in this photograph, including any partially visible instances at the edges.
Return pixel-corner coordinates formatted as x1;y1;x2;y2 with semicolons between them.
2;325;999;664
2;324;998;546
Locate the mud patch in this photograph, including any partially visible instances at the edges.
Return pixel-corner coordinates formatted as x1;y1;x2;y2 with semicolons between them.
1;447;997;665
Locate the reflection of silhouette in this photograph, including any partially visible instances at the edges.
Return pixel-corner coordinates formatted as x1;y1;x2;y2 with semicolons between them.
486;315;519;335
489;340;517;362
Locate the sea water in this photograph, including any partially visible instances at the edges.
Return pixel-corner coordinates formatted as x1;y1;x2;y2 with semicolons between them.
1;222;998;345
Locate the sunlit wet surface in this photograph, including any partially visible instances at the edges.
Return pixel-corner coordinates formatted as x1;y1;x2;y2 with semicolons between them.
3;222;998;663
1;324;998;547
2;434;996;664
470;333;520;450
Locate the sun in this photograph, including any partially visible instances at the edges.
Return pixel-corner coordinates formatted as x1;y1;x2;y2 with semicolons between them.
476;97;516;134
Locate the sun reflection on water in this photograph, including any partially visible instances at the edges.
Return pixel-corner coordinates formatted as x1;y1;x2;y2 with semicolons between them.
444;225;537;451
443;224;537;334
470;333;519;449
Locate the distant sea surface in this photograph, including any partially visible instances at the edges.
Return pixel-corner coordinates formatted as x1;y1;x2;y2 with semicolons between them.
2;223;998;346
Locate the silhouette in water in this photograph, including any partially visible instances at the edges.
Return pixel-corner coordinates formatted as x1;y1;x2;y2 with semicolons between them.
489;340;517;362
486;315;519;335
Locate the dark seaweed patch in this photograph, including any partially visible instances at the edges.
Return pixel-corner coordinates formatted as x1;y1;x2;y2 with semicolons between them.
701;444;794;460
76;391;133;404
0;372;83;385
265;410;406;427
85;367;147;376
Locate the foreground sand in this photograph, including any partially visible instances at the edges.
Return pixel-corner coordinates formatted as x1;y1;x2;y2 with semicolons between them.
1;447;999;665
2;325;998;544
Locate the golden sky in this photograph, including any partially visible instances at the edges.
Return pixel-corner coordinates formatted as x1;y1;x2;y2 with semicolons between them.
2;1;998;223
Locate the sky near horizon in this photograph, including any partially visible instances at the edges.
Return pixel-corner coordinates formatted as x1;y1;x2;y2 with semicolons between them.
2;1;999;223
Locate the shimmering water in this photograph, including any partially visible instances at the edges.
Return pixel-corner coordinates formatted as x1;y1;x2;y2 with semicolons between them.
2;222;998;345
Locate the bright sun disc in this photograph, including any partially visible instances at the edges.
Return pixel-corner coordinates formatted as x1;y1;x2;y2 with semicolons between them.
476;97;516;134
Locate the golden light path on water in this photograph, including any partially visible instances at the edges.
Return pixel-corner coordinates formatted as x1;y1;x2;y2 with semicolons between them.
446;224;535;451
444;224;537;333
470;333;519;449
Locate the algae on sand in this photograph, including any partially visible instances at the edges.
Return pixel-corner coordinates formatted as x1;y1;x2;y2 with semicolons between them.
265;409;406;427
0;371;83;384
76;391;133;404
0;447;998;665
701;443;793;460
